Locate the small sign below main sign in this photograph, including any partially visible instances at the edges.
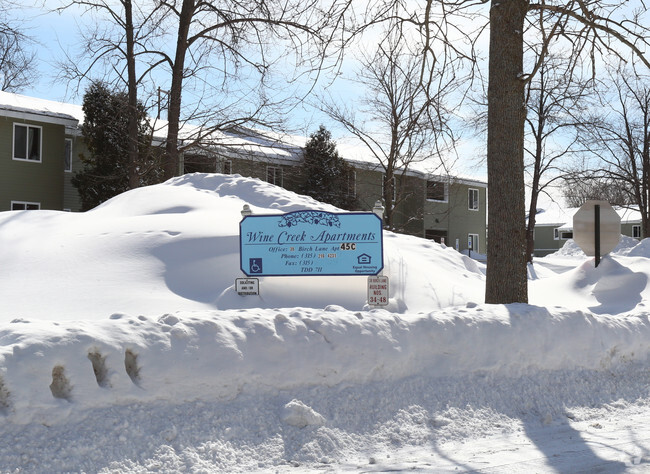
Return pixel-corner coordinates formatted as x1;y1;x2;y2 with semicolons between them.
235;278;259;296
368;275;389;306
240;210;383;276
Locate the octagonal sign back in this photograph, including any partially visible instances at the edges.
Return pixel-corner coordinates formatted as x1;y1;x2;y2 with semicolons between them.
572;200;620;256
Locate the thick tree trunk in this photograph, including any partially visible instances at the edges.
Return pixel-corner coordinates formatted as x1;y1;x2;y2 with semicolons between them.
639;102;650;239
124;0;140;190
485;0;529;304
163;0;194;180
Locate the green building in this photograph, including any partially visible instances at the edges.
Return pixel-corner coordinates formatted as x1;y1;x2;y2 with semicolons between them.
1;91;487;255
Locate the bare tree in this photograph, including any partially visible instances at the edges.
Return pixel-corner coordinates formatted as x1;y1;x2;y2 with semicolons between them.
562;175;633;208
362;0;649;302
524;53;595;262
0;3;38;92
54;0;354;181
150;0;355;180
321;22;461;231
53;0;164;189
483;0;650;304
574;61;650;237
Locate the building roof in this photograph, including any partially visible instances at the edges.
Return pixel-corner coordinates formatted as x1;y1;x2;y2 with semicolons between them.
533;202;642;228
0;91;81;127
0;91;486;186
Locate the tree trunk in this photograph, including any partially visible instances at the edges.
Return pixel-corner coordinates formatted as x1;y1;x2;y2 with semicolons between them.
485;0;529;304
639;96;650;239
383;167;394;230
526;200;537;263
163;0;194;180
124;0;140;190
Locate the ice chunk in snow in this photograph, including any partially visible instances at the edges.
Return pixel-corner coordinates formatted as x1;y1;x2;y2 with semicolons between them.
282;399;326;428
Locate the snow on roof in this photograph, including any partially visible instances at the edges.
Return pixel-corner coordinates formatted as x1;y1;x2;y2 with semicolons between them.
534;202;642;228
0;91;82;126
0;91;485;184
334;135;487;186
530;200;578;226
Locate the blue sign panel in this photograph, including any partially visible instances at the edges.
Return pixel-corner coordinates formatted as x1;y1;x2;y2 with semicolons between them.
239;210;383;276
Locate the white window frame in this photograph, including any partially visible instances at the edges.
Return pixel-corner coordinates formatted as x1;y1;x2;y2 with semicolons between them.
554;228;559;240
468;233;479;252
64;138;73;172
426;180;448;202
266;166;283;186
11;201;40;211
13;123;43;162
468;188;479;211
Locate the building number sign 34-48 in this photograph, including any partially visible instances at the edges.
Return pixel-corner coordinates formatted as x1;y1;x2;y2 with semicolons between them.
239;210;384;277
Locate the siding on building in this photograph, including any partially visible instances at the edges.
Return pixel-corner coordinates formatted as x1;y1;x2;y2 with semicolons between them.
1;117;75;211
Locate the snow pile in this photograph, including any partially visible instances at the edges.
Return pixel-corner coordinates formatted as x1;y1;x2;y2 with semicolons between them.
627;237;650;257
551;234;640;257
0;174;483;321
2;173;650;472
553;238;587;257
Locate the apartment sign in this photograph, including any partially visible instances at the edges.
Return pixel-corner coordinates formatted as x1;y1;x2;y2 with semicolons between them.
239;210;383;276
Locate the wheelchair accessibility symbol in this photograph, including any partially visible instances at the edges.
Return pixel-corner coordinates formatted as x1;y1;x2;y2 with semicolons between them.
249;258;263;274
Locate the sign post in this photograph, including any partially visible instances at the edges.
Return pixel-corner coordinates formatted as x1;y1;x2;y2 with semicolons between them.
573;200;620;267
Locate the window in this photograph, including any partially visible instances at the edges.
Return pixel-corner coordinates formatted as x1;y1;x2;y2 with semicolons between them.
561;231;573;240
633;225;641;239
222;160;232;174
11;201;40;211
468;233;479;252
64;138;72;172
13;124;42;162
346;170;357;197
426;180;446;201
382;175;396;202
267;166;283;186
183;154;216;174
468;188;479;211
425;229;448;245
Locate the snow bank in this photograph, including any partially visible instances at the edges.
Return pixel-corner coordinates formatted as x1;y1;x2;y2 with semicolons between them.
0;174;484;321
3;303;650;425
2;173;650;471
549;235;640;258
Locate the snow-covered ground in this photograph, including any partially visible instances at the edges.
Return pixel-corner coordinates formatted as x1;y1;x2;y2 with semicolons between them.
2;174;650;473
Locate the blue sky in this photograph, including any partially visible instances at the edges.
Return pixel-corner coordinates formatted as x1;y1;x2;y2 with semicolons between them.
12;2;487;180
18;3;353;130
